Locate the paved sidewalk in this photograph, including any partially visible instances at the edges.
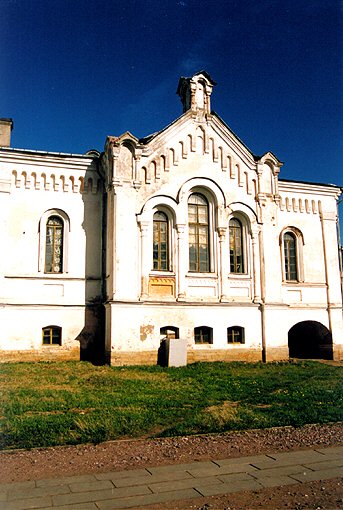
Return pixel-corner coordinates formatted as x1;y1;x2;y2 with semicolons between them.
0;446;342;510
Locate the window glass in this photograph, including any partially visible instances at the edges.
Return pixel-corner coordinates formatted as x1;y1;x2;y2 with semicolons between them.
153;212;169;271
284;232;297;281
188;194;209;272
45;216;63;273
229;218;244;273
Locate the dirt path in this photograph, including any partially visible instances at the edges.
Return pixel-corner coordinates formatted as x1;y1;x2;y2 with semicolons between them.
1;423;342;509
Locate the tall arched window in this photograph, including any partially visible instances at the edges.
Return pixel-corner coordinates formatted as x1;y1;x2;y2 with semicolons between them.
229;218;244;273
153;211;169;271
283;232;297;281
45;216;64;273
188;193;209;272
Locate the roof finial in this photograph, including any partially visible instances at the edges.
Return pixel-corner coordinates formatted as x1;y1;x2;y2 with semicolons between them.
176;71;216;114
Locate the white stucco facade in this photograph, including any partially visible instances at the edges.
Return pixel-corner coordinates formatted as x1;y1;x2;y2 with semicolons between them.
0;72;342;364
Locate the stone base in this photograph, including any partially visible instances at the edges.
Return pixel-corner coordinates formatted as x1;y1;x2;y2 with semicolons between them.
264;346;290;362
0;347;80;363
108;348;264;366
108;350;157;366
188;348;263;363
333;344;343;361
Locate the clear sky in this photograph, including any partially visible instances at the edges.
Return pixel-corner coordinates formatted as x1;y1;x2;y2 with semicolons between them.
1;0;342;222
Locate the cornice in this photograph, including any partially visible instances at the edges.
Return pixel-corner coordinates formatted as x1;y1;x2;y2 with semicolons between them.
0;148;96;171
279;179;342;198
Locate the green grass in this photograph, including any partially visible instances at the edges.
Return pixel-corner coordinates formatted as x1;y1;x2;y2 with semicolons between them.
0;360;342;450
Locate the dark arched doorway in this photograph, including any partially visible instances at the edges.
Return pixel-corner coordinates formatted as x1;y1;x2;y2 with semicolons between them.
288;321;333;360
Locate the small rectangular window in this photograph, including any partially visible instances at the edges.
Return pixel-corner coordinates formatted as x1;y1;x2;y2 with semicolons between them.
227;326;245;344
194;326;213;344
42;326;61;345
160;326;179;339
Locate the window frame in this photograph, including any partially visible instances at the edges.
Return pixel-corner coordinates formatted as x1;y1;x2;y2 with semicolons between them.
153;211;169;271
188;192;214;273
150;206;175;274
42;325;62;346
227;326;245;344
229;217;245;274
283;232;297;281
38;209;70;274
194;326;213;344
45;215;64;274
280;227;304;283
160;326;179;339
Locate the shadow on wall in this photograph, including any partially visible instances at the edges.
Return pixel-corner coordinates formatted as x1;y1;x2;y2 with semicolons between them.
77;304;105;365
77;165;105;365
288;320;333;360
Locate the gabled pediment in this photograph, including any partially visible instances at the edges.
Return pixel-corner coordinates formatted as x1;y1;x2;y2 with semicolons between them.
114;131;139;146
140;108;257;170
136;111;259;198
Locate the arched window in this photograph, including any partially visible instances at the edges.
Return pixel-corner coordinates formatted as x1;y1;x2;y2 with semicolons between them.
153;211;169;271
283;232;297;281
188;193;209;272
45;216;64;273
194;326;213;344
227;326;245;344
229;218;244;273
42;326;62;345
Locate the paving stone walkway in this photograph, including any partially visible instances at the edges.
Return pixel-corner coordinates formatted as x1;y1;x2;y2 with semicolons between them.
0;446;342;510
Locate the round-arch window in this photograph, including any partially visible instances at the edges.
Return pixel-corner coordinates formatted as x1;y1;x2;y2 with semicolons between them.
45;216;63;273
153;211;168;271
229;218;244;273
188;193;209;272
284;232;297;281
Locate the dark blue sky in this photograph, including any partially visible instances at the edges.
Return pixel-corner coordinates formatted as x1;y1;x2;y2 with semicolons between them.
1;1;342;195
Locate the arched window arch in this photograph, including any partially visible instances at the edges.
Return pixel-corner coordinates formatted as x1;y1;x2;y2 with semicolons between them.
39;209;70;274
188;193;210;272
45;216;64;273
229;218;244;273
280;227;304;282
153;211;169;271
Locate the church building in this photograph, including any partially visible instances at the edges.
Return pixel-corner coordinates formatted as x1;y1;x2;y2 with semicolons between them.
0;72;342;364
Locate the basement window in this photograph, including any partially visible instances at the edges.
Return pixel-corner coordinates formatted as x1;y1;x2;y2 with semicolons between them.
194;326;213;344
227;326;245;344
42;326;62;346
160;326;179;339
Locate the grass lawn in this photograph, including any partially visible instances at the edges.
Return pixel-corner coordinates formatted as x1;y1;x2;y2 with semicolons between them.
0;360;342;450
